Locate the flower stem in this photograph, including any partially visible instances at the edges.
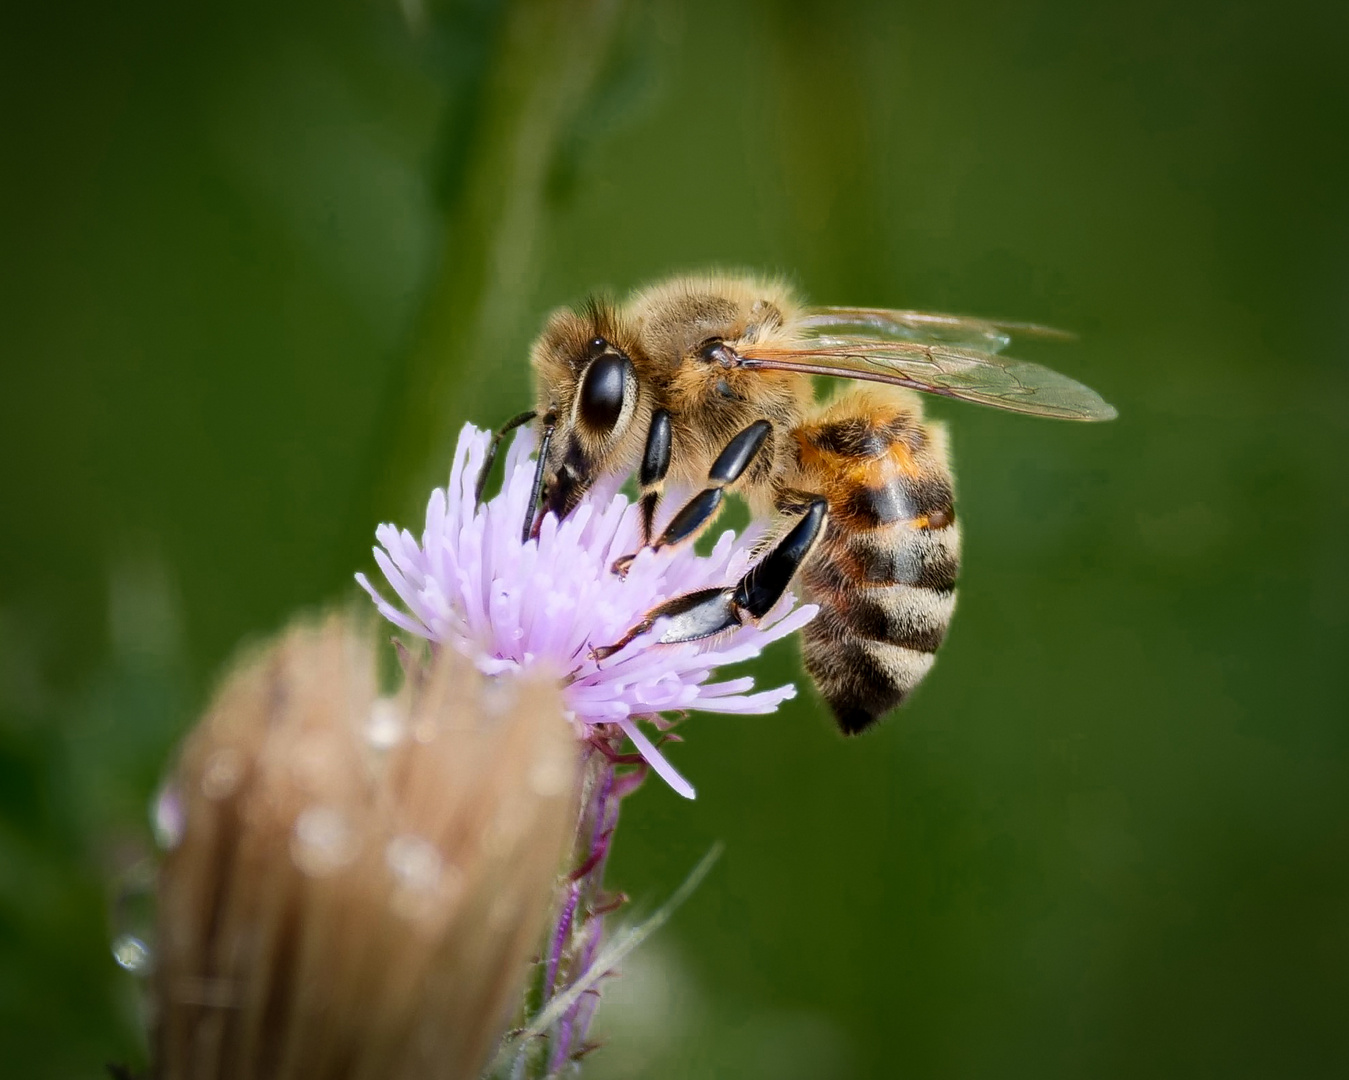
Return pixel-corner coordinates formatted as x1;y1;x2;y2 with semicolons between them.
492;834;725;1080
516;735;643;1078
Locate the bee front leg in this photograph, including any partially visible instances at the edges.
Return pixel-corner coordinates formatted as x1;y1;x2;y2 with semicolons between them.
637;408;673;546
596;497;827;657
521;410;557;543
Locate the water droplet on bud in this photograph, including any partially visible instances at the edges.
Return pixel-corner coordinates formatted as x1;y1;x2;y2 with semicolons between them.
152;784;185;850
385;834;466;921
200;749;243;800
385;834;442;892
365;697;405;749
291;806;355;876
528;750;573;797
479;676;519;718
112;934;151;973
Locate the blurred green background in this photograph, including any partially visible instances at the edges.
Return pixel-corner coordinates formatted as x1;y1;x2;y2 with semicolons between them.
3;0;1347;1075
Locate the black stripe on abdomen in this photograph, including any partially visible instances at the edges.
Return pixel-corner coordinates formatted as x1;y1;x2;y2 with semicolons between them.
836;526;960;591
800;615;938;735
840;472;954;530
798;520;961;734
825;584;956;654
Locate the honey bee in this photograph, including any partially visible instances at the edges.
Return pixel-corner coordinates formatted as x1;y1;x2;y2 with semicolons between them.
482;273;1115;734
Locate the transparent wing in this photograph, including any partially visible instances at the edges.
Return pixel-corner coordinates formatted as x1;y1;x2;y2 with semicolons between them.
743;335;1118;421
800;306;1076;353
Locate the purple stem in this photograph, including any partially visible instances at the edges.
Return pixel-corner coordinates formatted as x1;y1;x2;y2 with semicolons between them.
540;745;630;1075
543;888;580;1002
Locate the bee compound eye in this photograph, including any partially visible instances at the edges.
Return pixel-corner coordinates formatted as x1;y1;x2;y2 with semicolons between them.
577;353;632;433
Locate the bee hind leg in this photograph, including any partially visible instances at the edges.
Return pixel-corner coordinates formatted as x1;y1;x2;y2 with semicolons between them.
595;497;827;658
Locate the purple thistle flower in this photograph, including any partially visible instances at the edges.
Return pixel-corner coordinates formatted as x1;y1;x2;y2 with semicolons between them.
357;422;817;799
358;421;816;1076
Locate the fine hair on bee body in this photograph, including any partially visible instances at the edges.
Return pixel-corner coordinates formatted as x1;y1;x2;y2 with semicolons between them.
528;275;811;523
504;271;1116;735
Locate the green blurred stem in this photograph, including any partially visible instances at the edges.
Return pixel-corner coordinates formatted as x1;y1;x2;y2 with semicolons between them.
378;0;626;516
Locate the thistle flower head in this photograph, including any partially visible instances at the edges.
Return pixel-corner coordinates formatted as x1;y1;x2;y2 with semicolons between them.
358;424;817;798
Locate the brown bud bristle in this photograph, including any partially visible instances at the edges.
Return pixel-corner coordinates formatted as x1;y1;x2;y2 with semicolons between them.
151;615;579;1080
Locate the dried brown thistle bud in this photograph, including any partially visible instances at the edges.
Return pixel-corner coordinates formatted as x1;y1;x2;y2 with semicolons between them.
151;615;579;1080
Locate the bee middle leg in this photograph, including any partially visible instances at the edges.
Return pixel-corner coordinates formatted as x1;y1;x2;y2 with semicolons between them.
596;496;827;657
613;417;772;575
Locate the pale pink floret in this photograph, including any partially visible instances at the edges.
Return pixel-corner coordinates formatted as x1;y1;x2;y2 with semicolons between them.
357;424;817;798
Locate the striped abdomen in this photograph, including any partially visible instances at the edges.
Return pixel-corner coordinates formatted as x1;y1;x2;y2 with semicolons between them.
790;391;962;734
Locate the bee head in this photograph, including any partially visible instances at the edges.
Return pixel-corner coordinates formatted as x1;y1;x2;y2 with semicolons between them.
530;297;647;521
